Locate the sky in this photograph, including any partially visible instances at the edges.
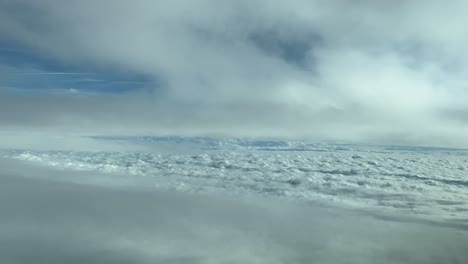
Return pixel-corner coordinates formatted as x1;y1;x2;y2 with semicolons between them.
1;0;468;147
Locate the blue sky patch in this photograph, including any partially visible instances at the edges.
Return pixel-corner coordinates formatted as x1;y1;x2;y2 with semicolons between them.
0;41;157;94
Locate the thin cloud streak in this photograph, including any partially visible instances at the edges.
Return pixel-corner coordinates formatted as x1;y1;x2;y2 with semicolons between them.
19;72;90;75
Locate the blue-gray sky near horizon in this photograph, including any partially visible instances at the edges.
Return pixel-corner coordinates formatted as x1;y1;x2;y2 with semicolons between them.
1;0;468;147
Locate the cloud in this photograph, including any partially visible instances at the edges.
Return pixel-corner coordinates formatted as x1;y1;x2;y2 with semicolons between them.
1;159;468;263
20;72;89;75
1;0;468;146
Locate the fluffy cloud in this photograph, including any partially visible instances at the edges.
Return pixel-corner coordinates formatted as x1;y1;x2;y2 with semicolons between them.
1;0;468;146
1;158;468;263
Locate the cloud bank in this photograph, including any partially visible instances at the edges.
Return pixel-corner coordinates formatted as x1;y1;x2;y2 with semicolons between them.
1;0;468;146
1;158;468;263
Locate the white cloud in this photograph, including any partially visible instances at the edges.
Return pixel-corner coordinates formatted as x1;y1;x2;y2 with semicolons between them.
1;158;468;263
1;0;468;146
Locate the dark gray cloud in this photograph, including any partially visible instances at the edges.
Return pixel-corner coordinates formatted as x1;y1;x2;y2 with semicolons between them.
1;0;468;146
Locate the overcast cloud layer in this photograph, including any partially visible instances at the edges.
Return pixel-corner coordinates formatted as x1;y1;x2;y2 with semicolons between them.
2;158;468;263
1;0;468;147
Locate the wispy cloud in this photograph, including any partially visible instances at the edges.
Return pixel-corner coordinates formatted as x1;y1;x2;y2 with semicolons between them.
20;72;90;75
